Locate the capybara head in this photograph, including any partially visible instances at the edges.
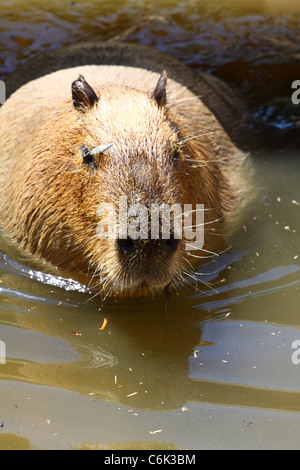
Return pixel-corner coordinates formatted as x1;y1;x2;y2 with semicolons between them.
70;73;187;297
1;70;240;299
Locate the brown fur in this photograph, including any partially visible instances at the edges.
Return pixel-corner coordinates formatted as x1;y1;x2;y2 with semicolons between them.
0;45;247;298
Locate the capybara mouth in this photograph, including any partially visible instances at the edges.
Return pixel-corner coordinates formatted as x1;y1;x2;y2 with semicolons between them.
115;237;181;295
90;273;175;299
106;262;178;298
105;275;175;298
138;279;150;289
89;239;182;298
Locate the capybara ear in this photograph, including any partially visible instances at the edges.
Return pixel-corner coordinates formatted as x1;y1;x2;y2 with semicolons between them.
152;71;167;107
71;75;98;112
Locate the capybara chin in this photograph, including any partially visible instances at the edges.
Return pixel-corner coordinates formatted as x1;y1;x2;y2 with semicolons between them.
0;42;247;299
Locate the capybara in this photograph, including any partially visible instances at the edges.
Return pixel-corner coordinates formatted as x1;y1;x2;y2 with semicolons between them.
0;42;247;298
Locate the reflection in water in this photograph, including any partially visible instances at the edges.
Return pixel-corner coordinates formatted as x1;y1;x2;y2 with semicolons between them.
0;0;299;450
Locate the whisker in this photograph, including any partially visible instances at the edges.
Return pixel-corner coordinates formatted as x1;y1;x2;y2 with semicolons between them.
183;266;219;294
184;157;220;164
181;131;215;144
175;207;217;218
181;269;205;294
182;216;223;228
188;247;219;256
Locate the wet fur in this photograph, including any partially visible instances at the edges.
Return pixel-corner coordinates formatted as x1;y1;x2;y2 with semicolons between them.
0;42;247;298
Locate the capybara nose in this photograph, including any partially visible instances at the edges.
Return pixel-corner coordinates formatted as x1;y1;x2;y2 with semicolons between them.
116;237;135;254
163;236;180;254
116;236;179;256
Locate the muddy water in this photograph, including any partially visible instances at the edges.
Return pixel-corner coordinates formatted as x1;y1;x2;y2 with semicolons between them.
0;0;300;450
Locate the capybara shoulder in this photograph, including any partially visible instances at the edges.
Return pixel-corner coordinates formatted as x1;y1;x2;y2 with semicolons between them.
0;43;247;298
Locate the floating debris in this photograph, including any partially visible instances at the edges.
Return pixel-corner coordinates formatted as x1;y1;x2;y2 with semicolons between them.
99;318;108;330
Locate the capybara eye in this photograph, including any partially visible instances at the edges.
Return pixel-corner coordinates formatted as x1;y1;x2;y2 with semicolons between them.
81;146;98;170
172;143;181;163
173;149;180;161
80;142;113;170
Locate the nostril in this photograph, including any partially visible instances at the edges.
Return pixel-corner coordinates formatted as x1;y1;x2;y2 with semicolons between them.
117;236;180;256
164;237;180;253
117;237;135;254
